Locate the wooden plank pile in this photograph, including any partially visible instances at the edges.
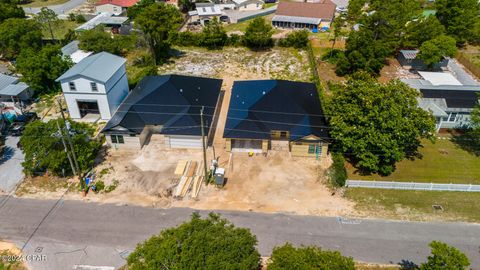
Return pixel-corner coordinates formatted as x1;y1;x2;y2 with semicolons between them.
173;160;204;199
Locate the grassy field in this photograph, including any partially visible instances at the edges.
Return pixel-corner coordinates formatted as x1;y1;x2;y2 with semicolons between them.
21;0;68;8
224;14;279;33
42;20;80;40
345;188;480;222
347;138;480;184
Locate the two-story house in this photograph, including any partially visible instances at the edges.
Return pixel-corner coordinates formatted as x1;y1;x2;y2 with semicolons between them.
56;52;129;122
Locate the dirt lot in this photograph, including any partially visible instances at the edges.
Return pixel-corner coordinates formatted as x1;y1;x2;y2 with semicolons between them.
160;46;311;82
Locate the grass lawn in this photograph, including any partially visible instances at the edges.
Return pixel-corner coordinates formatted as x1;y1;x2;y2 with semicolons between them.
347;138;480;184
21;0;69;8
224;14;277;33
42;20;80;40
345;188;480;222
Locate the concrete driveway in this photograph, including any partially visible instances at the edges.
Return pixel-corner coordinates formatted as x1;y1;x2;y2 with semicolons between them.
0;136;25;193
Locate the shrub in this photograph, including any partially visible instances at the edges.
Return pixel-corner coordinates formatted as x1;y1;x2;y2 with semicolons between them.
321;48;344;64
105;180;119;193
94;180;105;193
329;152;347;187
268;243;355;270
127;213;261;270
174;31;201;46
75;14;86;23
226;33;242;46
278;30;309;48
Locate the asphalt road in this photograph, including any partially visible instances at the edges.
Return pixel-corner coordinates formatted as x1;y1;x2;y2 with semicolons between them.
23;0;86;14
0;137;24;193
0;196;479;270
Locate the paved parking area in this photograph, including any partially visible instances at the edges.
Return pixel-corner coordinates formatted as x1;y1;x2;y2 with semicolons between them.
0;136;24;193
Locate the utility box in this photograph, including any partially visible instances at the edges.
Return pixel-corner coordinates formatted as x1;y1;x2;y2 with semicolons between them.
214;168;225;187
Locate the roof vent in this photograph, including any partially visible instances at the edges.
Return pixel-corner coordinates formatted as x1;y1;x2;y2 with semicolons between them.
180;88;183;92
198;86;201;90
195;98;199;102
236;95;240;98
262;91;266;95
242;101;245;104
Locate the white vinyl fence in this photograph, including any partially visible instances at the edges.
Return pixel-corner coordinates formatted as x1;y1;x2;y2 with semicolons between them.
346;180;480;192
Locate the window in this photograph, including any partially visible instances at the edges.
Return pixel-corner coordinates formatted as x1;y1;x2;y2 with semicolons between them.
90;82;98;92
308;145;316;154
280;131;288;139
448;113;457;122
69;82;76;91
111;135;124;144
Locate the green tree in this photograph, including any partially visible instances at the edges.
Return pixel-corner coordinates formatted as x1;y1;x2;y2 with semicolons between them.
418;35;457;69
0;0;25;23
327;73;436;175
420;241;470;270
278;30;309;49
16;45;72;95
178;0;195;12
0;18;42;59
329;153;347;187
35;7;59;41
268;243;355;270
201;17;228;49
77;28;137;56
20;119;102;176
127;213;261;270
402;16;445;48
127;0;156;19
435;0;480;45
243;17;274;50
135;3;183;64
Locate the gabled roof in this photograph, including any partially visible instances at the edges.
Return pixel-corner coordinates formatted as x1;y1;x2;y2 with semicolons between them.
102;75;223;136
223;80;330;141
56;52;126;83
96;0;139;7
0;73;18;91
275;1;336;20
0;82;29;96
399;49;419;60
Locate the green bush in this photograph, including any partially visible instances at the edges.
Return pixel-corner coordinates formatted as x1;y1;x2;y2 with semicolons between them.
174;31;201;46
105;180;119;193
94;180;105;193
278;30;309;48
268;243;355;270
321;48;344;64
226;33;242;46
329;153;347;187
75;14;86;23
127;213;261;270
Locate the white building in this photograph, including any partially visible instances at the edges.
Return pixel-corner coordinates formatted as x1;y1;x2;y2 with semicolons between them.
95;0;139;15
232;0;264;11
56;52;129;122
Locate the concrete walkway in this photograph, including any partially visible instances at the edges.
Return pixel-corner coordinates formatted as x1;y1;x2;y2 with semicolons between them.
0;136;24;193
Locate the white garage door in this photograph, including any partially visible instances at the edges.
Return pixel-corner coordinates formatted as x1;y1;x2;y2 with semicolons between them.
167;135;203;149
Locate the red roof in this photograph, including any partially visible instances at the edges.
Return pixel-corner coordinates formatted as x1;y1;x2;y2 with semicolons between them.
96;0;139;7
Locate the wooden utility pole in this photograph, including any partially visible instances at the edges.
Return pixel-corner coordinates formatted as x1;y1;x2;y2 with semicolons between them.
56;120;76;176
56;98;80;175
200;106;209;184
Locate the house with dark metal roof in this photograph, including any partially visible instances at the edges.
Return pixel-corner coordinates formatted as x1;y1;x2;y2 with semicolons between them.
272;1;336;30
102;75;223;149
402;72;480;131
223;80;330;158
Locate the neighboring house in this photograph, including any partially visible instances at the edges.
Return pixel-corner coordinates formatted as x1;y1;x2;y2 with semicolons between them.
56;52;129;122
223;80;330;158
402;71;480;131
76;12;129;32
397;49;448;71
189;3;225;25
231;0;264;11
61;40;93;64
102;75;223;149
0;73;33;103
272;1;336;30
95;0;139;15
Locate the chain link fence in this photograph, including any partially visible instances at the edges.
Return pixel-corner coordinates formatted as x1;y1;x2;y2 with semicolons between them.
346;180;480;192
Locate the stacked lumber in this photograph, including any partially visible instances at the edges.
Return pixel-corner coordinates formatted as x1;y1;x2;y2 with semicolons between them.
190;166;203;199
174;160;188;175
174;161;198;198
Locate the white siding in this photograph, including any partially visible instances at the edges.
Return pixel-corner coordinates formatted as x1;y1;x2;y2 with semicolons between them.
105;134;142;149
95;4;124;15
64;93;111;120
166;135;203;149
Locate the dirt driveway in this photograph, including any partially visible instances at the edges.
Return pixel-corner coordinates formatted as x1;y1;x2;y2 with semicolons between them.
176;152;354;216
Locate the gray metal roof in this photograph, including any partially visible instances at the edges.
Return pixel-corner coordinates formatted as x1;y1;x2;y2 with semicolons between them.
75;13;128;31
272;15;321;25
0;82;29;96
399;49;419;60
417;98;448;117
0;73;19;91
56;52;126;83
61;40;80;56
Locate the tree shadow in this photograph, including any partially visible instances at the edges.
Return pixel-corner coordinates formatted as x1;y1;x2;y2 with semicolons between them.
0;146;15;166
449;130;480;156
398;259;419;270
